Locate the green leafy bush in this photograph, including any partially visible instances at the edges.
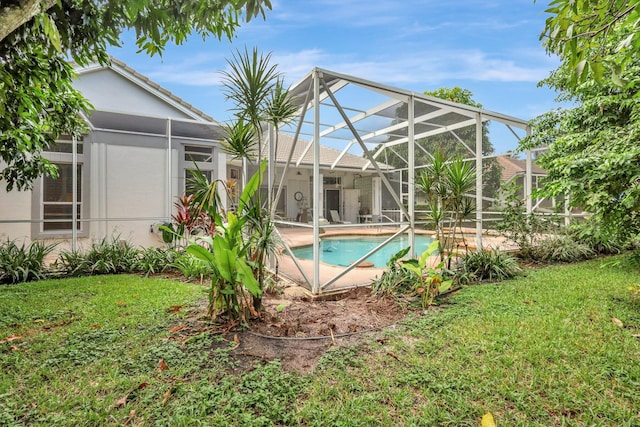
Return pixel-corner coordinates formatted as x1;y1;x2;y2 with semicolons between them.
453;248;523;284
497;180;555;259
0;239;56;284
136;246;178;275
53;249;89;277
569;220;629;255
371;247;416;296
54;237;141;276
530;235;595;263
172;252;213;280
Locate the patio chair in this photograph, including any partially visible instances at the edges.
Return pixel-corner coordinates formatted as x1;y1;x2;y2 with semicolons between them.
330;210;352;224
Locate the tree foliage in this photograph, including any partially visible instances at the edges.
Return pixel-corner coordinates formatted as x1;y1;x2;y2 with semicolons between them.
539;0;640;85
521;35;640;239
0;0;272;191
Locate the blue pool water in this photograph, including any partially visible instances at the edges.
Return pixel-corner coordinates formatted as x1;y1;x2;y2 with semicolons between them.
290;234;434;268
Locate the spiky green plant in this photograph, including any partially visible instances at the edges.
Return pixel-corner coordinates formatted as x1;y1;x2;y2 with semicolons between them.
0;239;56;284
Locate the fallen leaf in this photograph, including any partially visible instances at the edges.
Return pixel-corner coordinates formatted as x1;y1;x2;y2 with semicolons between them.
168;324;188;333
158;358;169;371
123;409;136;425
612;317;624;328
9;345;19;351
231;334;240;350
166;305;184;314
90;324;101;329
114;394;129;408
481;412;496;427
387;352;400;361
116;301;127;306
162;386;174;406
0;335;21;344
34;319;44;323
137;382;148;390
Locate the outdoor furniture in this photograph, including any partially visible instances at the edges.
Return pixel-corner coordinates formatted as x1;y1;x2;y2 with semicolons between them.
330;210;352;224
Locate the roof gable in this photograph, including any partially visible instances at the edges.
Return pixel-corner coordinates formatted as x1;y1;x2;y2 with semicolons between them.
73;58;215;122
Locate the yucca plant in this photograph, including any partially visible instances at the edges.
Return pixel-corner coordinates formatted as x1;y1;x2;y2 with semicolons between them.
220;47;297;309
417;150;475;267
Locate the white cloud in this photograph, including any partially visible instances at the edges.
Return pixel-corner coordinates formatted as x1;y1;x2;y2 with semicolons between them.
141;46;554;91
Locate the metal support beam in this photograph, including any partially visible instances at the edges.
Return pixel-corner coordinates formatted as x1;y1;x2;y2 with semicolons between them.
312;70;321;293
475;112;483;251
525;149;533;214
72;134;78;252
408;96;416;257
320;78;409;221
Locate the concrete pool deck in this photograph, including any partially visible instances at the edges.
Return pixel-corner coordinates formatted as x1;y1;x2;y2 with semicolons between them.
274;225;515;295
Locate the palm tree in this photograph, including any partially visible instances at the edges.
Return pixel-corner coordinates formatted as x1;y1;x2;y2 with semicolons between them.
219;47;298;309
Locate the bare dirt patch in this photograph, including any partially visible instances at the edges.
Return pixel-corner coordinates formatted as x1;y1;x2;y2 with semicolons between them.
172;284;410;373
232;286;408;372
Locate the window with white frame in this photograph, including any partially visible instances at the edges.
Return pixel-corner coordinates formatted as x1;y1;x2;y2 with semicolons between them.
42;163;82;231
183;144;215;194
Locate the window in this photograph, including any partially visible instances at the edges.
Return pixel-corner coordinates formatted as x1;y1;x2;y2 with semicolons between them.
185;168;212;195
48;135;84;154
42;163;82;231
183;144;216;194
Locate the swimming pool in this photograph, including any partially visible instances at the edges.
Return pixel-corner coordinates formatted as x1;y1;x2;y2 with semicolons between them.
290;234;434;268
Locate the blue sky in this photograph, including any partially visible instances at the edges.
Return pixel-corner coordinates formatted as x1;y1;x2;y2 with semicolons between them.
110;0;560;130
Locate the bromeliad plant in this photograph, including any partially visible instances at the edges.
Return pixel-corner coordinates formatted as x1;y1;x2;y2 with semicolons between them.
401;240;452;307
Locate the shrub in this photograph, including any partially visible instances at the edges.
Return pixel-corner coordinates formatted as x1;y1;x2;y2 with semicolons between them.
0;239;56;284
136;247;178;275
371;247;416;296
530;235;595;263
54;237;141;276
172;252;213;280
568;220;629;255
53;249;89;277
496;180;556;259
453;248;523;284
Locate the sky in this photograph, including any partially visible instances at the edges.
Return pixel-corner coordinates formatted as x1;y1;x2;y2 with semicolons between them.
108;0;562;151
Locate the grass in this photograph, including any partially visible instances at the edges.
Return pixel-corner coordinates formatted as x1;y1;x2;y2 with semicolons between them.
1;258;639;426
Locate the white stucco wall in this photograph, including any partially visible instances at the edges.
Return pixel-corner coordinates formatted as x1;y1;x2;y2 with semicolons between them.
0;185;32;241
97;144;169;246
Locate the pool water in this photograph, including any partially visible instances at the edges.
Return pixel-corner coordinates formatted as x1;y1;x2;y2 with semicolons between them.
290;234;434;268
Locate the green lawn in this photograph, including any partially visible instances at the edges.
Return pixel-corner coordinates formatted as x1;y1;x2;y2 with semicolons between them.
1;259;639;426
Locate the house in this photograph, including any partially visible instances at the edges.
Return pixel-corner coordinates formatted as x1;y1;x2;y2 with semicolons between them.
0;58;389;250
496;155;555;211
0;57;226;250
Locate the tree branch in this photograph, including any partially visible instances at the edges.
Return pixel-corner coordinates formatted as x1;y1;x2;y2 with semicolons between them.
0;0;57;42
